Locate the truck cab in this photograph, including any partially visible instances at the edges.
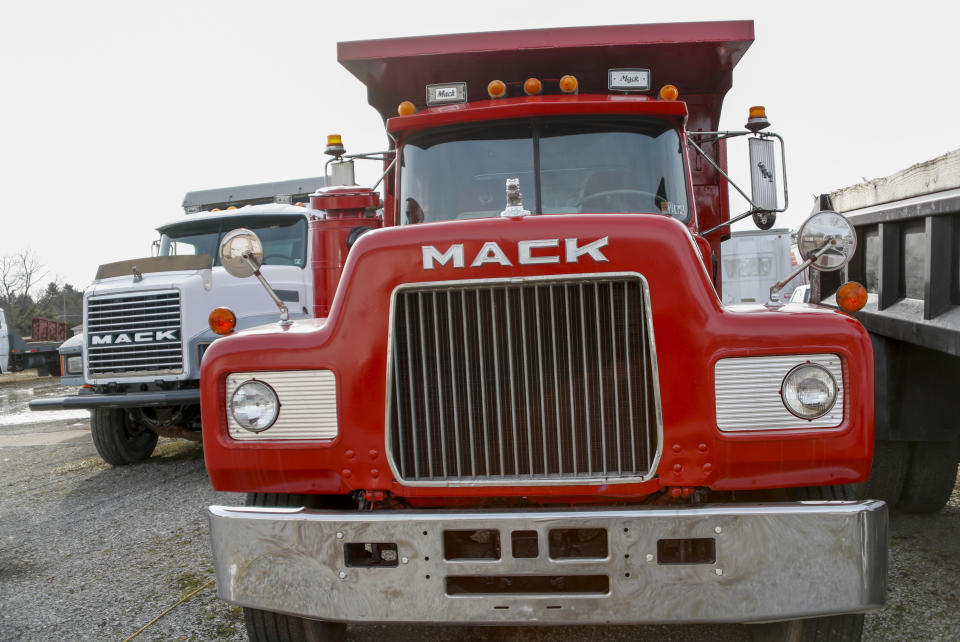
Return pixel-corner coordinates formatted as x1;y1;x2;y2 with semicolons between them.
30;177;332;464
201;22;885;641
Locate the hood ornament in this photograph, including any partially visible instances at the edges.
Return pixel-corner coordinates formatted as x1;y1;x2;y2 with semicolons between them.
131;266;143;282
500;178;531;218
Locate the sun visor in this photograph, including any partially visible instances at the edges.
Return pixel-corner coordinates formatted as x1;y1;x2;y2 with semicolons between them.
96;255;214;280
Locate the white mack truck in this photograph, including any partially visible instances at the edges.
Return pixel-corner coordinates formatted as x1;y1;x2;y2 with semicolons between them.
30;177;328;465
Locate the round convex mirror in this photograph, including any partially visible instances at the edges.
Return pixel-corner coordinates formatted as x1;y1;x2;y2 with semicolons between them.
219;228;264;278
797;211;857;271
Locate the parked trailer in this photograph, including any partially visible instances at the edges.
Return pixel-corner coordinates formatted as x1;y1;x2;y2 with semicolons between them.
720;228;803;304
815;148;960;513
200;22;884;641
0;311;66;376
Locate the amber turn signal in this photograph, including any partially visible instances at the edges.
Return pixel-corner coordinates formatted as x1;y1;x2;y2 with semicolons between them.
559;75;578;93
836;282;868;313
397;101;416;116
659;84;679;100
523;77;542;95
209;307;237;335
487;79;507;98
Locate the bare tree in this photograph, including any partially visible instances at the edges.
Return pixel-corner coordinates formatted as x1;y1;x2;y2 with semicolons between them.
0;250;47;336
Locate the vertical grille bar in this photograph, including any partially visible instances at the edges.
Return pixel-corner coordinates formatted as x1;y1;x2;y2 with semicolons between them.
389;275;659;484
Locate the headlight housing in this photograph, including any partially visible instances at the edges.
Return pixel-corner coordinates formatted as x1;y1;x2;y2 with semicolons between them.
229;380;280;432
66;356;82;375
780;363;838;419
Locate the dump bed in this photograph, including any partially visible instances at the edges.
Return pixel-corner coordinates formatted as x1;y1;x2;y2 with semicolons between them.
831;149;960;357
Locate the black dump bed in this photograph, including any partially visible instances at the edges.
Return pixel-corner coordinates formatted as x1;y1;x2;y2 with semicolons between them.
822;150;960;357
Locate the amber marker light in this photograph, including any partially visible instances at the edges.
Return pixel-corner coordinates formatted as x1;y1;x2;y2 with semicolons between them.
659;84;679;100
397;101;416;116
523;77;542;95
559;75;578;93
209;307;237;335
487;79;507;98
749;106;767;119
836;282;868;313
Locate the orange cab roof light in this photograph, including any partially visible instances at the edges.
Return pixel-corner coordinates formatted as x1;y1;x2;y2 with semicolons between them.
487;79;507;99
659;84;679;100
559;75;578;93
523;77;542;96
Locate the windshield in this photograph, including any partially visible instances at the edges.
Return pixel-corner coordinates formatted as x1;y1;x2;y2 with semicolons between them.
158;216;308;267
399;117;689;224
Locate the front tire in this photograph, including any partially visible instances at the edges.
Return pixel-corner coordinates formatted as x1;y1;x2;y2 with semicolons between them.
752;614;864;642
242;493;347;642
854;440;908;506
90;408;158;466
897;440;958;514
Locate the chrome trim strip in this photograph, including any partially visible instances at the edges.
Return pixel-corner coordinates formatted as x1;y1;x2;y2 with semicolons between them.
208;501;887;625
714;354;845;431
383;272;664;487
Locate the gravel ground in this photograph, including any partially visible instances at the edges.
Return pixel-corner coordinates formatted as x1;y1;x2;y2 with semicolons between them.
0;376;957;641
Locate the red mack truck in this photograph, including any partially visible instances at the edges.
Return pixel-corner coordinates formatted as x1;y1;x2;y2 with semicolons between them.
202;22;886;641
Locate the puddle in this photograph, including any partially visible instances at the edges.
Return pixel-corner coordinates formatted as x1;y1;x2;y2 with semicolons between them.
0;379;89;427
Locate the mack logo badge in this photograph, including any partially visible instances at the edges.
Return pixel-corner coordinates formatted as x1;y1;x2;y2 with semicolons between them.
90;329;179;346
422;237;609;270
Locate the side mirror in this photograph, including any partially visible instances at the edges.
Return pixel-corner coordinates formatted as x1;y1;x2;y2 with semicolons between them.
767;210;857;304
219;228;264;278
151;239;160;257
217;228;292;326
749;137;778;213
796;211;857;272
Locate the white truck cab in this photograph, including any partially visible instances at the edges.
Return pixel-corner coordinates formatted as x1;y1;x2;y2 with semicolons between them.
31;177;327;465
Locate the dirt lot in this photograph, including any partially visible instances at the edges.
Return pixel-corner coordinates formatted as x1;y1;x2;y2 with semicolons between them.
0;376;957;641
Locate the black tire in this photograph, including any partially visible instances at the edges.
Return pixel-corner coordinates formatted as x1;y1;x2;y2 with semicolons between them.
90;408;159;466
897;440;959;514
243;493;347;642
749;484;865;641
751;613;864;642
854;440;909;506
790;483;856;501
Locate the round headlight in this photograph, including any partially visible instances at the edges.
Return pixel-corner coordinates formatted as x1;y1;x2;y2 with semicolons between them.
230;380;279;432
781;363;838;420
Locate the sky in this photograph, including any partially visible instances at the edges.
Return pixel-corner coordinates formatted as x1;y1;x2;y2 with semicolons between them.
1;1;956;292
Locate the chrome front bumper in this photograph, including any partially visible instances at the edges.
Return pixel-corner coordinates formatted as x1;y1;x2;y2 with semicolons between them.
207;501;887;625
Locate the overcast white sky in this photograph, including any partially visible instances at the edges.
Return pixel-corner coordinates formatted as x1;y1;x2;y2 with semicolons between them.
1;1;956;291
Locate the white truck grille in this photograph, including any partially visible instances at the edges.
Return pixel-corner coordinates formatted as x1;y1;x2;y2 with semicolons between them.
86;290;183;377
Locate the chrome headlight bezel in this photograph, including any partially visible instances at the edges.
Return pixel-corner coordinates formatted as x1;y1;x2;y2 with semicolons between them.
780;362;838;420
229;379;280;433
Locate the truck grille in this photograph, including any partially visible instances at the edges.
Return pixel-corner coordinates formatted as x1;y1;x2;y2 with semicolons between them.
387;275;661;485
86;290;183;377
